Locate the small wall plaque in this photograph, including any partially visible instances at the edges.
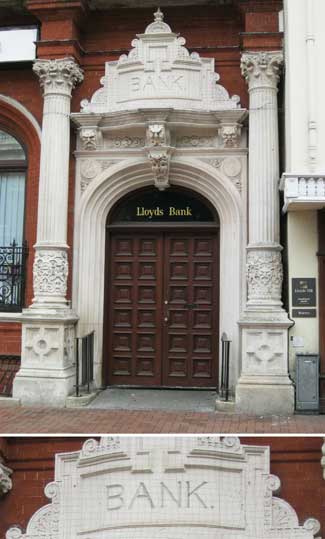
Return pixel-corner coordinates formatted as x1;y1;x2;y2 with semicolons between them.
292;278;316;307
292;308;316;318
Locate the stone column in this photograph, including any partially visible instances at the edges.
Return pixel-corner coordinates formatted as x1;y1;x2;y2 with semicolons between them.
32;58;83;307
236;51;295;415
13;58;84;407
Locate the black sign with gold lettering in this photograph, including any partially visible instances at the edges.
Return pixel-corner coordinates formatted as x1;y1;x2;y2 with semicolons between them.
111;189;218;222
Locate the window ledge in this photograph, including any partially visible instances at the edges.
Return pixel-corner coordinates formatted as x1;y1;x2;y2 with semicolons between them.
0;312;22;323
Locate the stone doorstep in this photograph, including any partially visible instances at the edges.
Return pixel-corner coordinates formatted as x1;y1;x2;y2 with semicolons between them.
0;396;21;407
65;391;100;408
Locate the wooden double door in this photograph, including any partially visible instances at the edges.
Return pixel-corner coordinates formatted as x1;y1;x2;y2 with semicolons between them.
106;228;219;387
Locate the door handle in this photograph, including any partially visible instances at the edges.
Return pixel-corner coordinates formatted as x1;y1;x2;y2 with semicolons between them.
164;316;169;322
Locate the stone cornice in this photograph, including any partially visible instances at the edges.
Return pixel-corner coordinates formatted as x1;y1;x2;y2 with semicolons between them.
33;57;84;97
241;51;283;90
71;108;248;130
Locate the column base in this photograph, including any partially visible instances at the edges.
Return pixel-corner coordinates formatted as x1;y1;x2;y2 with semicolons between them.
12;307;78;407
235;383;294;415
237;312;295;415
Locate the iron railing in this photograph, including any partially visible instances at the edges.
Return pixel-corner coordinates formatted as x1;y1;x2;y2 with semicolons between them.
0;241;28;311
219;332;231;401
75;331;94;396
0;355;20;396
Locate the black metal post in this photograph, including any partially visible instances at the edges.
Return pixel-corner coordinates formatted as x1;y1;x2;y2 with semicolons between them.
75;338;80;397
220;332;231;401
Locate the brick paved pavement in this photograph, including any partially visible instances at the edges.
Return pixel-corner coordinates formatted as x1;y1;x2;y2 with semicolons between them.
0;406;325;434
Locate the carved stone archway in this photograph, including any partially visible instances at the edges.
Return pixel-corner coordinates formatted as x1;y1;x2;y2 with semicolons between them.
73;156;244;390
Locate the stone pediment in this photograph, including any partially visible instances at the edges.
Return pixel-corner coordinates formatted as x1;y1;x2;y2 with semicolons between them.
6;437;321;539
80;8;240;113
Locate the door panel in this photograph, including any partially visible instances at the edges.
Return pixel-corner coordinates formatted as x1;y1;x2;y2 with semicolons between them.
107;229;219;387
163;233;218;387
108;234;163;385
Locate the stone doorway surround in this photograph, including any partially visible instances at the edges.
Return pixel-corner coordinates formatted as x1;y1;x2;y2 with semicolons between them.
70;9;247;399
12;9;294;414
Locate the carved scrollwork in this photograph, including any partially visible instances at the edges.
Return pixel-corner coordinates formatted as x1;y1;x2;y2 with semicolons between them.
33;249;68;298
303;518;321;536
33;57;83;96
106;136;144;149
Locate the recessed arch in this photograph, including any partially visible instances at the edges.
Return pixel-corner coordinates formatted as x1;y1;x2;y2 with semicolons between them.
0;95;41;311
74;157;243;389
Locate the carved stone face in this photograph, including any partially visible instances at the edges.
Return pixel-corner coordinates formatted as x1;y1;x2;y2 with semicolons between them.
81;129;97;150
220;125;240;147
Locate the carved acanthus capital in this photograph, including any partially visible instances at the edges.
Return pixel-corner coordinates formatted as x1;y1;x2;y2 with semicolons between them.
247;248;283;303
241;51;283;90
218;123;242;148
33;57;84;97
0;461;12;496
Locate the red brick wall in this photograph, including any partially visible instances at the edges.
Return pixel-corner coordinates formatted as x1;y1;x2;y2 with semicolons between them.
0;437;324;538
0;1;283;352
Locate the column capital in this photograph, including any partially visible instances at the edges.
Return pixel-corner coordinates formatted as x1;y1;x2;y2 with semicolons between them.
33;57;84;97
241;51;283;90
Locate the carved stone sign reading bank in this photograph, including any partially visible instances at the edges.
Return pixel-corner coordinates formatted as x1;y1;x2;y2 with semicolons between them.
6;437;321;539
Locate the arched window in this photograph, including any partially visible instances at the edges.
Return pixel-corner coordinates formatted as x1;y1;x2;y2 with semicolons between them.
0;129;27;311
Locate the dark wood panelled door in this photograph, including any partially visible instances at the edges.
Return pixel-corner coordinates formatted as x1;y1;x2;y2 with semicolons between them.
163;233;219;386
107;229;219;387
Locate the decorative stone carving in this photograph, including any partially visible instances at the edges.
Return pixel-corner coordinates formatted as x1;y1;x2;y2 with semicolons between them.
80;9;240;113
244;329;287;376
6;481;60;539
101;159;115;170
148;150;171;191
247;249;283;302
241;51;284;90
33;57;83;96
80;159;101;180
82;437;121;457
196;436;241;452
105;136;144;148
80;128;98;150
219;123;241;148
146;124;170;147
207;158;223;168
80;159;101;192
0;462;12;496
33;250;68;298
6;437;321;539
177;135;216;147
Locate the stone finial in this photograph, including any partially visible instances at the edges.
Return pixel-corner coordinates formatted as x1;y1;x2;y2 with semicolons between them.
241;51;283;90
145;7;172;34
33;57;84;96
154;7;164;22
